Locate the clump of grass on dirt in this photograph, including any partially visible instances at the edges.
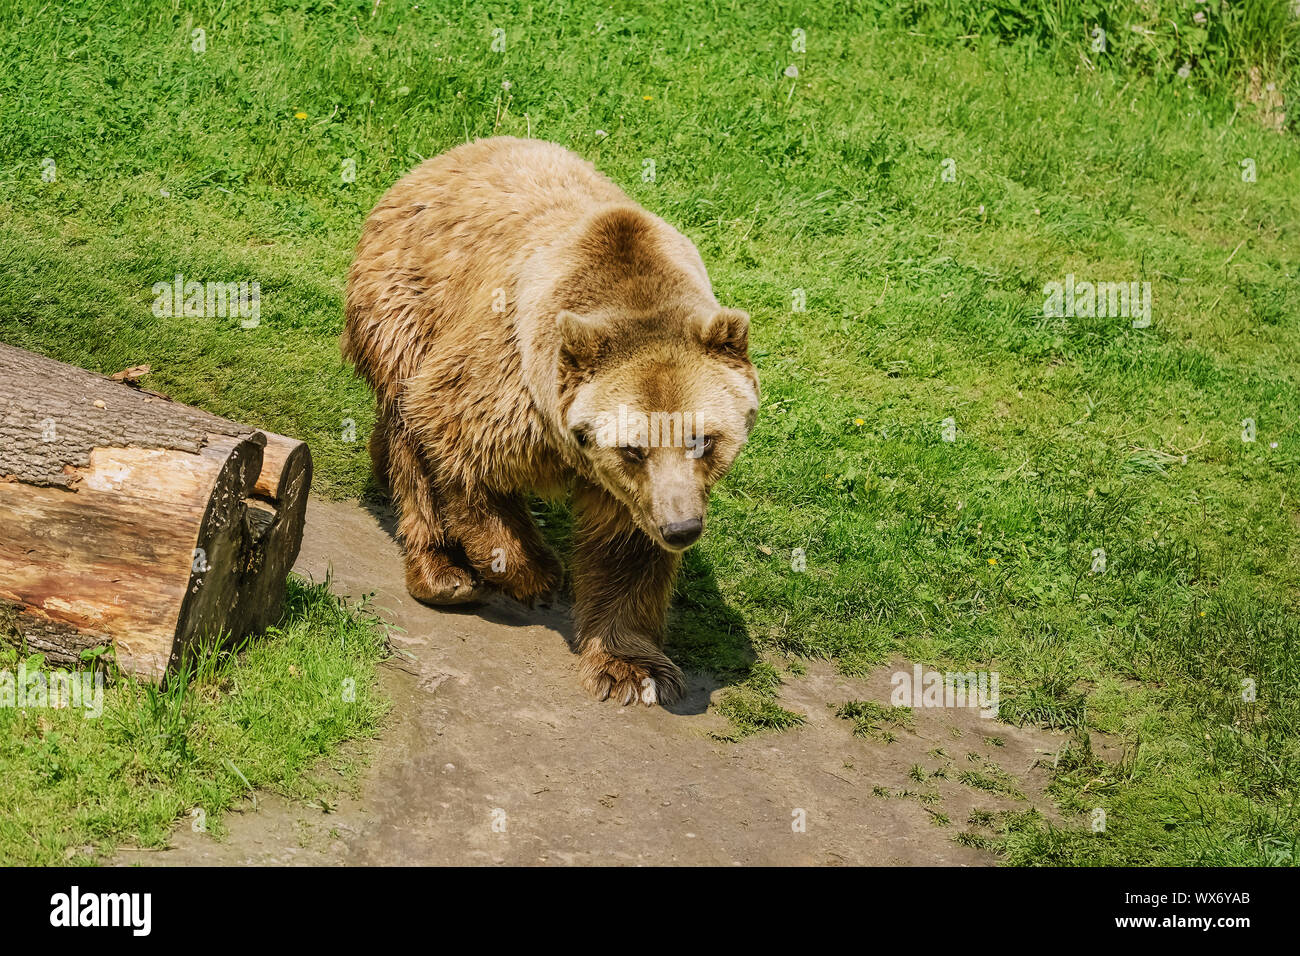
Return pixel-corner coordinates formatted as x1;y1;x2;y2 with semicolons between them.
712;661;805;739
0;579;388;866
837;700;916;742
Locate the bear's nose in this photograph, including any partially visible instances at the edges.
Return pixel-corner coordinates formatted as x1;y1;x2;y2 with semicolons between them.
661;518;704;548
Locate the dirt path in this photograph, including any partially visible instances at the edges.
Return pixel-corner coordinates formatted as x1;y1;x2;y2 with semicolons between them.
119;497;1069;865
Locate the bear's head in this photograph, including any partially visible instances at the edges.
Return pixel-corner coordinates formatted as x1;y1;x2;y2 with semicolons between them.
558;305;759;551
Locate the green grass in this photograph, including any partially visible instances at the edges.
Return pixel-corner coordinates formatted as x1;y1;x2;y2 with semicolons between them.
837;699;916;741
1;0;1298;865
0;580;389;866
711;661;806;738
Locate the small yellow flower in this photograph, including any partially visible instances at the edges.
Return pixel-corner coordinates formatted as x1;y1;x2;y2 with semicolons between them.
643;95;653;101
294;111;308;119
853;418;865;426
1199;611;1206;617
987;558;997;565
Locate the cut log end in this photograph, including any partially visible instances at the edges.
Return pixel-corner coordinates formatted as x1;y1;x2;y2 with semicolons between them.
0;344;313;682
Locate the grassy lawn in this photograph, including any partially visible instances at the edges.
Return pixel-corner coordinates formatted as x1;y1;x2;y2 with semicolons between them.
1;1;1298;865
0;581;388;865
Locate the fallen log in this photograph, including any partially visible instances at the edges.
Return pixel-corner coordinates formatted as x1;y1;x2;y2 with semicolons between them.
0;343;312;681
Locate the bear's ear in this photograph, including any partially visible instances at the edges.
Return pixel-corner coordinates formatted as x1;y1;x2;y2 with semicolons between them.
699;307;750;357
557;309;604;365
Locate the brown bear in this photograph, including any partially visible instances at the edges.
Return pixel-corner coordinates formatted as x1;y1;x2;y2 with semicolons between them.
342;137;758;706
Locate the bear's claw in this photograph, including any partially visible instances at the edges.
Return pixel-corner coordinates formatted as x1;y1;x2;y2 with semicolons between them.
580;649;683;707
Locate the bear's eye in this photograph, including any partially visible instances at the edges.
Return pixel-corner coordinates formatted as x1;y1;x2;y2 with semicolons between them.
572;428;589;447
688;435;716;458
620;445;647;464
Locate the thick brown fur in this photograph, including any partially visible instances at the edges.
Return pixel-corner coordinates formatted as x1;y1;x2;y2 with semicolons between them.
343;137;758;706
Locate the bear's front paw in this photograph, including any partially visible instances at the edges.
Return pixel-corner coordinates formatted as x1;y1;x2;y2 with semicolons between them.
405;550;485;605
579;647;685;707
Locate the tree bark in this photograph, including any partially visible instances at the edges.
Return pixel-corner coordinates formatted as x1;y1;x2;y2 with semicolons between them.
0;343;312;681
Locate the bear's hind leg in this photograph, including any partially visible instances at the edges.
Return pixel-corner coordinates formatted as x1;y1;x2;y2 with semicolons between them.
368;404;392;495
384;420;485;605
570;483;685;706
440;482;563;606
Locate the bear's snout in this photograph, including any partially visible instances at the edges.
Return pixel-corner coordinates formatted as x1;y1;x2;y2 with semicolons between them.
660;517;704;549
